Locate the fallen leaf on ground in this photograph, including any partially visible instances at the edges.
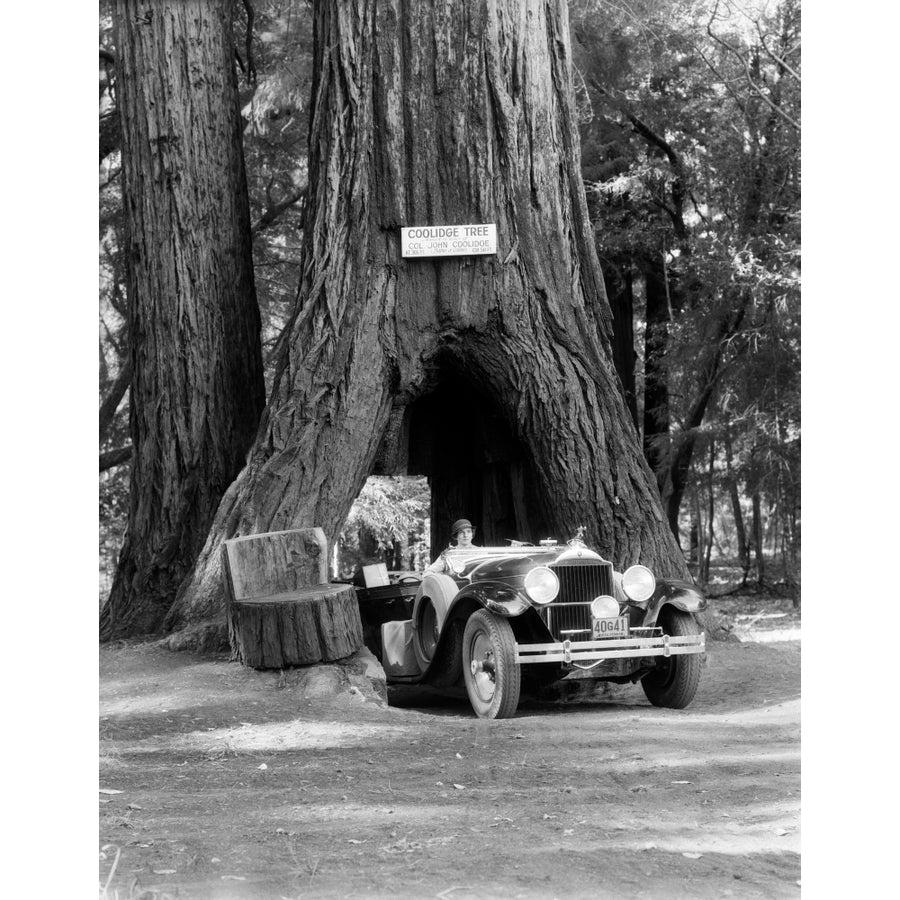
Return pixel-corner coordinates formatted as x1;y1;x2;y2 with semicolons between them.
774;828;789;836
453;784;465;790
382;837;422;853
257;763;268;770
682;852;703;859
99;789;124;795
347;839;366;844
455;753;463;759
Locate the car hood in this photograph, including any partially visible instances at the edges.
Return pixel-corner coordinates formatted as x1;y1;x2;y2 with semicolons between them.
441;544;608;581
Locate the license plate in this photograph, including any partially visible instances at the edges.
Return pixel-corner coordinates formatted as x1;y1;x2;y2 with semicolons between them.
592;615;629;639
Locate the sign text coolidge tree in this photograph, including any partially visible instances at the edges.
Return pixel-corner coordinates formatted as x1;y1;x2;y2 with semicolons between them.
163;0;689;635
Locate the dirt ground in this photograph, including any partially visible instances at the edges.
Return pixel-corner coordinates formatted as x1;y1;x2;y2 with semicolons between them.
99;603;800;900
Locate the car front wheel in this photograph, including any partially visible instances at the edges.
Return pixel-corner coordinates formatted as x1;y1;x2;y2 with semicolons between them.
462;610;521;719
640;607;702;709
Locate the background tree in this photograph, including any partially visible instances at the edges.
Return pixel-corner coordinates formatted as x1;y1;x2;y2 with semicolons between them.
337;476;431;577
572;0;799;581
100;0;266;638
164;0;688;633
99;1;317;605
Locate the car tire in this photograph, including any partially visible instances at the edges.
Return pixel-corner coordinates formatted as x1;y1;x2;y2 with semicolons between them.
462;610;521;719
428;619;464;687
640;607;702;709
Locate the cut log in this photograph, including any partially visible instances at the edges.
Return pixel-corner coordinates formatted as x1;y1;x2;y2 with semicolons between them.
227;583;364;668
221;529;363;668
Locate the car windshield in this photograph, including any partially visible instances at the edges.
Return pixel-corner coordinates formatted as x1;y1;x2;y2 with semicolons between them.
441;545;558;565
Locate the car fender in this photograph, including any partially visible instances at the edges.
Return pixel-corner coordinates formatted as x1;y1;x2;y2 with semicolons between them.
412;573;458;629
411;574;459;670
449;581;531;620
644;579;707;626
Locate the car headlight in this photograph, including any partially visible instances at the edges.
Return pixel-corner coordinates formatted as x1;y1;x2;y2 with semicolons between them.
524;567;559;604
590;595;620;619
622;565;656;603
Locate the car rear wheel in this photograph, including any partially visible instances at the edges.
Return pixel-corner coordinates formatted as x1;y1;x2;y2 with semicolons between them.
428;619;464;687
462;610;521;719
640;607;702;709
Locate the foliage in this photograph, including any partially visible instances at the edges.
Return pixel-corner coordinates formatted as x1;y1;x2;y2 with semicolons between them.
233;0;314;379
337;477;431;577
572;0;800;581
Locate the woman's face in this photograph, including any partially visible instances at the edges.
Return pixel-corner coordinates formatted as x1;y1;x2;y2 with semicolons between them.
455;527;474;548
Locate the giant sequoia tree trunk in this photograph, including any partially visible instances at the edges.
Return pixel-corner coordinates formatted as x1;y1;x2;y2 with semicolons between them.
102;0;265;639
165;0;688;632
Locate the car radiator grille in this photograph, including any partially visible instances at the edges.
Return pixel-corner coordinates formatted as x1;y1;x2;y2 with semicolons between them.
537;561;615;641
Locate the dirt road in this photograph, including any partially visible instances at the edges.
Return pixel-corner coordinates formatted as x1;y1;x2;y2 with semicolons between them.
99;637;800;899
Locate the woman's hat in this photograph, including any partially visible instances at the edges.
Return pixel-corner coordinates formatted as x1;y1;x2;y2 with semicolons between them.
451;518;474;537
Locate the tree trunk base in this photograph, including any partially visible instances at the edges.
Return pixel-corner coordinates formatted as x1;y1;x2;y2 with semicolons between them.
227;583;363;668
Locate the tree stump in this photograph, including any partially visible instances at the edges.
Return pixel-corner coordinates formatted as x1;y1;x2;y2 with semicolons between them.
227;583;363;668
222;529;363;668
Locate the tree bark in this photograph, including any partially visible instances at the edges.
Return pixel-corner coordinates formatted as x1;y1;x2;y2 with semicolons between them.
166;0;688;633
228;584;363;668
99;358;132;443
102;0;265;639
642;257;671;496
100;445;133;472
702;438;715;583
752;489;765;584
606;261;638;429
724;428;750;583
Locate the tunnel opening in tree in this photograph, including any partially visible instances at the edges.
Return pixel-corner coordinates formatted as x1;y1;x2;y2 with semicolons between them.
403;357;551;554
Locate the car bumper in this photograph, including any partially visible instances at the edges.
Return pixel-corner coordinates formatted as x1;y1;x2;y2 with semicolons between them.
515;631;706;665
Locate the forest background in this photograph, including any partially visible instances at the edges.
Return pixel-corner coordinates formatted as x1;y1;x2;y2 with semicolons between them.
98;0;799;603
0;0;891;893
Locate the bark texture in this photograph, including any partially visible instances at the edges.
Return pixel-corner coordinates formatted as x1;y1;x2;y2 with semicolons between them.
642;257;671;497
102;0;265;639
227;585;363;668
166;0;688;632
607;263;638;430
222;529;329;600
221;530;361;667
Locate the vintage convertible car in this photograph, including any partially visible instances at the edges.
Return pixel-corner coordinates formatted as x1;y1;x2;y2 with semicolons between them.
369;535;707;719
